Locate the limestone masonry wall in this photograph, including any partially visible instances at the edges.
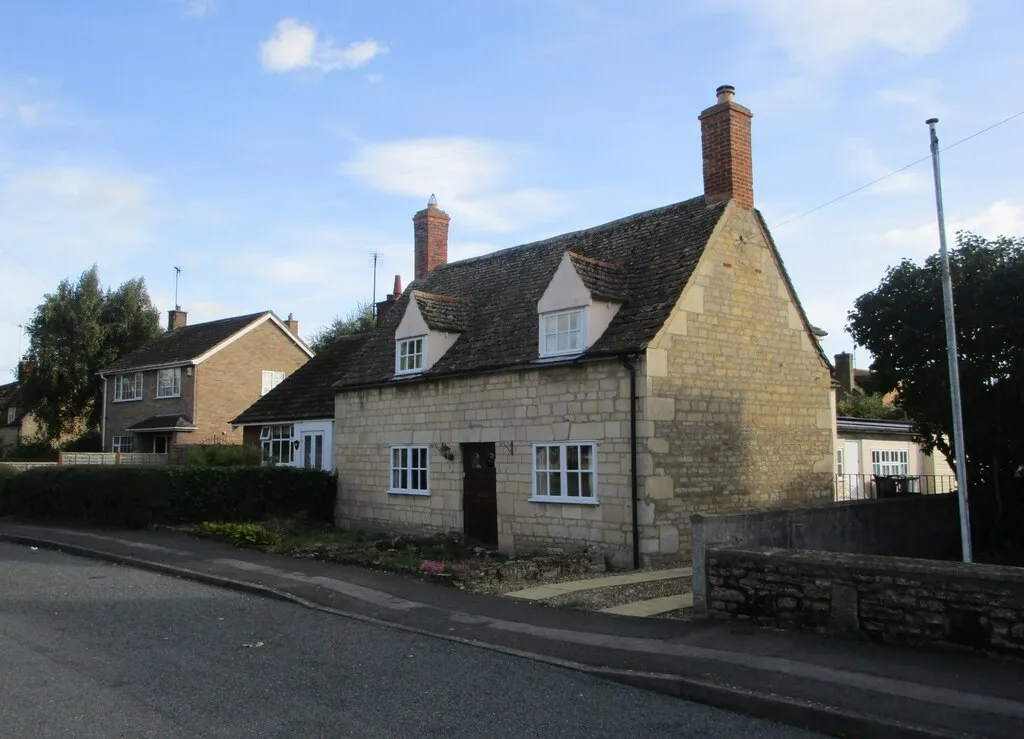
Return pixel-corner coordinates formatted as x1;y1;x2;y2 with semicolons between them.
645;203;835;561
707;547;1024;658
334;361;651;567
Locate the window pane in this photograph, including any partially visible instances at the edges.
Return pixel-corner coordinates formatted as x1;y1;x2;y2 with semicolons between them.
400;468;408;489
568;328;581;349
548;445;561;470
549;472;562;496
536;471;547;496
566;445;579;470
544;334;557;354
567;473;579;497
580;444;592;470
544;315;557;334
535;446;547;471
557;313;569;332
581;472;593;498
569;311;580;330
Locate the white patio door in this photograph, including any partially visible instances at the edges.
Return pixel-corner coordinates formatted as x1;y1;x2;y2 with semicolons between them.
844;441;863;498
302;433;324;470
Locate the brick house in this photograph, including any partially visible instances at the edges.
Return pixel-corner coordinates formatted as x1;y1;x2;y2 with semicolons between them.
98;309;312;454
332;86;835;568
230;332;371;471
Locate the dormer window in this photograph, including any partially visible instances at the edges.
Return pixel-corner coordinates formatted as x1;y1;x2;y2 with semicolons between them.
396;336;425;374
540;308;586;357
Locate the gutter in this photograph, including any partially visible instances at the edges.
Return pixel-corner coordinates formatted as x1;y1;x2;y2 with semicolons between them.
619;353;641;570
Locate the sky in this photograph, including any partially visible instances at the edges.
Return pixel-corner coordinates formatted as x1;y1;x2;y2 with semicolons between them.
2;0;1023;381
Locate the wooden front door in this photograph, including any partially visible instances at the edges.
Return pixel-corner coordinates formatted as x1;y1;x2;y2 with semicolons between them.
462;442;498;547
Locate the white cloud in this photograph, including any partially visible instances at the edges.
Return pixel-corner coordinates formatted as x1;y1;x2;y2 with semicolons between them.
9;167;148;209
875;79;945;117
883;199;1024;256
173;0;216;17
367;73;384;85
343;137;566;231
711;0;969;67
843;140;928;195
259;19;387;73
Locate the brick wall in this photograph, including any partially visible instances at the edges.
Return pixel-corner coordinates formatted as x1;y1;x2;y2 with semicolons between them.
102;369;197;450
334;361;651;567
707;546;1024;658
196;320;309;444
644;202;835;563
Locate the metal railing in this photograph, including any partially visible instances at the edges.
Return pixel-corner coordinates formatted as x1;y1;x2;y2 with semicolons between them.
834;474;957;502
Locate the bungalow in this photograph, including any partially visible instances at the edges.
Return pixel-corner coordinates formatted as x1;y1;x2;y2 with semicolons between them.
332;86;835;568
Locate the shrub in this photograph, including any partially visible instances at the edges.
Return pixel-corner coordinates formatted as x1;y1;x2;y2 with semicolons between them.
0;464;19;503
60;431;103;453
198;521;283;547
2;442;58;462
181;444;262;467
0;465;336;527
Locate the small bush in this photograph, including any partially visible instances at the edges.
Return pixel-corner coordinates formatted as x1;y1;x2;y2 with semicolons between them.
0;464;19;504
2;442;58;462
0;465;336;527
60;431;103;453
182;444;262;467
198;521;283;548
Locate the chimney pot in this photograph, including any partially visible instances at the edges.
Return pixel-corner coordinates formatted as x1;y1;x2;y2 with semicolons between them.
413;197;450;280
284;313;300;337
716;84;736;104
392;274;403;298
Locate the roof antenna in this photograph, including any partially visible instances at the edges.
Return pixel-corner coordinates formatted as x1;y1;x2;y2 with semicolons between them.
369;251;383;314
173;266;183;310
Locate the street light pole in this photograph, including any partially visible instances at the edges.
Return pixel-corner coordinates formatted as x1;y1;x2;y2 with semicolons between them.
926;117;973;564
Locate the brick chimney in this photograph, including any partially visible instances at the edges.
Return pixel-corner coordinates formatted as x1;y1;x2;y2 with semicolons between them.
18;358;31;383
284;313;300;336
698;85;754;210
413;194;450;280
167;307;187;331
376;275;403;323
834;353;855;398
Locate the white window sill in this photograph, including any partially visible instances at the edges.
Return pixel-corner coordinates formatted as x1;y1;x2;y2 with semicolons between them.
156;394;181;400
387;489;431;497
112;398;142;403
529;496;599;506
393;370;425;378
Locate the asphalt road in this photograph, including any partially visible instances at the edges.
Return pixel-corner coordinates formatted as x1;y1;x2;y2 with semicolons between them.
0;543;822;738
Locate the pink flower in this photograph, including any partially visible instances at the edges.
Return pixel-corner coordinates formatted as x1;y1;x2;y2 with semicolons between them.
419;560;446;574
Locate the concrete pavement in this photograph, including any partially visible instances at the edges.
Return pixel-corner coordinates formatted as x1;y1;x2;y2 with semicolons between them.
1;543;817;738
2;520;1022;738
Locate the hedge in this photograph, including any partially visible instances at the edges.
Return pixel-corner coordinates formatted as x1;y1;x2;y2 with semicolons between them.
0;465;336;528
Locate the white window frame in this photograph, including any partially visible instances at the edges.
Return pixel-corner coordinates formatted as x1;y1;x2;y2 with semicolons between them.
538;307;586;358
260;424;294;465
530;441;598;504
871;449;909;477
113;372;143;402
389;445;430;495
112;435;135;453
156;367;181;399
395;336;425;375
6;407;15;425
261;370;286;396
835;448;844;476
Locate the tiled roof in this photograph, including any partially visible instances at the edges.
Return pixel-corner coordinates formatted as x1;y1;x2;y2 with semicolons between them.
231;333;371;425
568;252;628;302
100;312;269;373
127;413;196;431
0;381;26;428
336;196;727;390
413;292;469;333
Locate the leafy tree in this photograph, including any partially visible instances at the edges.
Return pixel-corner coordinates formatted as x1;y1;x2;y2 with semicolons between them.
847;231;1024;551
308;301;375;353
22;266;161;442
836;392;908;421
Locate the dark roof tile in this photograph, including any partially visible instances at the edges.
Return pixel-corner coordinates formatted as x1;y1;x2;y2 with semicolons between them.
232;333;370;425
413;292;469;333
568;252;628;302
337;196;727;389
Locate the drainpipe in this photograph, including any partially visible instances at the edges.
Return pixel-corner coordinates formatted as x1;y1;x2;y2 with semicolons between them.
620;354;641;570
100;374;107;452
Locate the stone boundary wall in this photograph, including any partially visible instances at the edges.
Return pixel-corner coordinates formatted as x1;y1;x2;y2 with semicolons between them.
707;546;1024;658
691;494;961;613
0;461;58;472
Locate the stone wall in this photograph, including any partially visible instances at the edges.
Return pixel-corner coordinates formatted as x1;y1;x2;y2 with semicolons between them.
644;202;835;562
334;360;652;567
707;546;1024;658
691;493;962;612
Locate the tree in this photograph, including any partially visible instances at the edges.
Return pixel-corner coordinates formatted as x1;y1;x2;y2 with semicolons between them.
308;301;376;353
847;231;1024;551
836;392;908;421
22;266;161;442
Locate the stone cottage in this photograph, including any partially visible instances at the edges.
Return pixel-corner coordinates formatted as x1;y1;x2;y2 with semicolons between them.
332;86;835;568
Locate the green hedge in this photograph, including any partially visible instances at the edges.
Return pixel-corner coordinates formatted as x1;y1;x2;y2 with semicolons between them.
0;465;336;528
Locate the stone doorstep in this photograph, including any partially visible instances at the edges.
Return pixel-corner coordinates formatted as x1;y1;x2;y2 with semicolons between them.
504;567;693;601
600;592;695;617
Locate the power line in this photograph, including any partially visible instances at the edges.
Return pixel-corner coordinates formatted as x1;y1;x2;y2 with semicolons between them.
772;108;1024;230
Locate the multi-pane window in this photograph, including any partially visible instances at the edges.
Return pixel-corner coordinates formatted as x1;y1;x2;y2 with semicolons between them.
532;442;597;501
835;448;844;476
871;449;909;477
112;435;135;453
396;337;425;374
114;372;143;402
303;433;325;470
261;370;286;396
6;407;15;424
390;445;429;493
260;424;294;465
156;367;181;398
540;308;584;357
